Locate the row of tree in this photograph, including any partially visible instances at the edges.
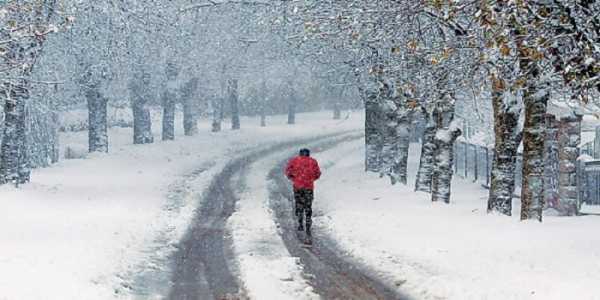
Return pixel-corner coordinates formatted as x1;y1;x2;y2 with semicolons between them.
0;1;354;187
277;0;599;221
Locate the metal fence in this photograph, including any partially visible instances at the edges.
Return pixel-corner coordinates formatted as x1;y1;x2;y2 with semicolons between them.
453;141;522;188
454;139;600;205
581;160;600;205
580;141;595;157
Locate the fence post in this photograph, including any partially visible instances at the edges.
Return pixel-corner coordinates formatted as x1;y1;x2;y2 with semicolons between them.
594;126;600;159
454;142;458;175
485;146;490;187
464;142;468;178
473;145;479;182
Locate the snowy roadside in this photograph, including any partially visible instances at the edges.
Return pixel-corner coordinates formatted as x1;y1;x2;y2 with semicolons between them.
0;111;361;300
315;139;600;300
227;145;322;300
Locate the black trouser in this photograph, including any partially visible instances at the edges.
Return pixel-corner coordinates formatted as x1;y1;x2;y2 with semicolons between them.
294;188;314;232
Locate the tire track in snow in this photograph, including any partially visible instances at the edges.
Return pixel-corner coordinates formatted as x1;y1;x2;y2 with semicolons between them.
164;131;359;300
268;138;410;300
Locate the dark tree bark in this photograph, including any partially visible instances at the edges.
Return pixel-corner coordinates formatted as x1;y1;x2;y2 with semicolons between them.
162;63;178;141
211;95;223;132
287;86;296;125
487;80;522;216
333;102;341;120
259;81;268;127
430;104;462;203
0;81;30;185
162;89;176;141
0;2;56;185
260;105;267;127
378;88;413;186
86;87;108;153
229;79;240;130
380;115;411;185
182;78;199;136
431;127;461;203
365;90;383;172
50;111;60;164
130;74;154;145
520;83;549;221
415;109;436;192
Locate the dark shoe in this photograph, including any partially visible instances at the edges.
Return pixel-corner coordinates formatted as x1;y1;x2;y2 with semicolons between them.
297;224;304;231
304;235;313;246
305;229;312;237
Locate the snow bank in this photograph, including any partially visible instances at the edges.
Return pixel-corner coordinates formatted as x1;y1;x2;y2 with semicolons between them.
315;140;600;300
0;111;362;300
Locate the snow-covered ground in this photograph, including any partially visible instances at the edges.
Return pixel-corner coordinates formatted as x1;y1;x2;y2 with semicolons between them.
4;108;599;300
0;111;361;300
316;140;600;300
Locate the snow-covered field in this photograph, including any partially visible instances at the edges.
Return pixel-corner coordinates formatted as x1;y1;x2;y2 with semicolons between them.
0;111;361;300
316;140;600;300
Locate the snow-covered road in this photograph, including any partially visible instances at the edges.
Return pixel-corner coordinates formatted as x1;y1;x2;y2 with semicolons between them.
140;131;407;300
267;142;407;300
0;112;365;300
164;132;360;299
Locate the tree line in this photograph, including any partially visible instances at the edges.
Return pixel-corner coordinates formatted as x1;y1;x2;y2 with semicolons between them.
276;0;599;221
0;1;355;187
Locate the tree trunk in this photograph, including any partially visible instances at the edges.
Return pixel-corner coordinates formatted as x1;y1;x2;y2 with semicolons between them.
50;111;60;164
211;95;223;132
162;89;176;141
520;84;549;221
397;125;410;185
183;97;198;136
229;79;240;130
429;82;461;203
431;125;461;203
183;99;198;136
260;108;267;127
287;89;296;125
182;78;199;136
379;108;411;185
17;99;29;185
0;81;30;185
130;74;154;145
333;102;341;120
488;87;522;216
415;110;436;192
86;88;108;153
132;98;153;145
365;93;383;172
259;81;267;127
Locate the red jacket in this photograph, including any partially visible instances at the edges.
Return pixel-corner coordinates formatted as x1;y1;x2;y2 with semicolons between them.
285;156;321;190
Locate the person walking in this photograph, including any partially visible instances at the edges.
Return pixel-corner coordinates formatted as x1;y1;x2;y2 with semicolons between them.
285;148;321;243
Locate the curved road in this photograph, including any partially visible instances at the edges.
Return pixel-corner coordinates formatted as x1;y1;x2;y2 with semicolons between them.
139;132;407;300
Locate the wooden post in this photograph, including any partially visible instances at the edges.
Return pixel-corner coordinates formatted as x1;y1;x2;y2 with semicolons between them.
464;142;468;178
594;125;600;159
485;146;490;187
454;142;458;175
473;145;478;182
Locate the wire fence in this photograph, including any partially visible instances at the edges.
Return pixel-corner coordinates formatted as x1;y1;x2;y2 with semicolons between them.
453;140;524;189
454;139;600;205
